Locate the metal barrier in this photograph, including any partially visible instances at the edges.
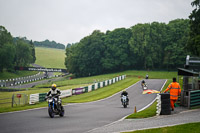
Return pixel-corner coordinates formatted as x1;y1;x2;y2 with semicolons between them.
0;97;12;107
189;90;200;108
12;93;28;107
0;94;28;107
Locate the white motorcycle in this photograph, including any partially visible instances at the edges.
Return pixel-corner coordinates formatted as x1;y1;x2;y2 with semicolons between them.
143;84;148;90
121;95;128;108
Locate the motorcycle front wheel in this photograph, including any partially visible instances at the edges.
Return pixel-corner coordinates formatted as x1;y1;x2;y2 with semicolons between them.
123;102;127;108
59;106;65;117
48;106;55;118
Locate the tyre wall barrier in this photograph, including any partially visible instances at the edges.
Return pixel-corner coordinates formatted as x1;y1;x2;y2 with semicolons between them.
160;93;171;115
29;75;126;104
189;90;200;108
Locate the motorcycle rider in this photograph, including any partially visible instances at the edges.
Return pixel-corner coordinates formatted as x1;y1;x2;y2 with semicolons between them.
121;89;129;105
146;74;149;79
141;80;146;87
46;84;61;107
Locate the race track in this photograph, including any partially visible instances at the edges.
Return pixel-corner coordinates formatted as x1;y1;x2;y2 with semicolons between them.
0;79;166;133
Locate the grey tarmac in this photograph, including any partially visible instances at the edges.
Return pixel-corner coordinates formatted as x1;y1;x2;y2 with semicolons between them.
0;79;166;133
88;107;200;133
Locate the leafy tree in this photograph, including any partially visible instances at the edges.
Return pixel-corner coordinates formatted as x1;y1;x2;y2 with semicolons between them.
0;42;16;72
66;43;72;48
65;43;80;75
65;19;190;77
15;39;33;66
30;40;36;63
102;28;132;72
34;39;65;49
0;26;13;48
0;26;15;72
65;30;105;77
129;23;151;69
187;0;200;56
164;19;190;70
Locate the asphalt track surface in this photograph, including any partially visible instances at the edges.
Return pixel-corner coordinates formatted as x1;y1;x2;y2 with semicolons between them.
0;79;166;133
89;107;200;133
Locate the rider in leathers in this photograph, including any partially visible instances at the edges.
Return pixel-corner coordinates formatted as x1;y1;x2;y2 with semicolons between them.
46;84;61;108
121;90;129;105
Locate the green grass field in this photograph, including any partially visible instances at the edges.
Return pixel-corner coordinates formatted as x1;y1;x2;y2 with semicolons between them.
35;47;66;68
124;122;200;133
0;70;38;80
0;70;177;113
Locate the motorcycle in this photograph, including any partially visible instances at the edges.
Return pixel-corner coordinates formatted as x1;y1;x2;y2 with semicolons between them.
141;82;148;90
143;84;148;90
46;95;64;118
121;95;128;108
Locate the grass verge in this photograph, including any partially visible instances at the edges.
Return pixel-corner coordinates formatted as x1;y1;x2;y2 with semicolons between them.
0;70;38;80
126;101;157;119
124;122;200;133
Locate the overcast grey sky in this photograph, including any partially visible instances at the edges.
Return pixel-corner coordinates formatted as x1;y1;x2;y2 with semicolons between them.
0;0;194;45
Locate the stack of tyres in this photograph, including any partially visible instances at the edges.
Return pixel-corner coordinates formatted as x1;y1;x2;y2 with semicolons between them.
160;93;171;115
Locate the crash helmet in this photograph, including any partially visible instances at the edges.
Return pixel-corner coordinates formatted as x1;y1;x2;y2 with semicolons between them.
51;84;57;90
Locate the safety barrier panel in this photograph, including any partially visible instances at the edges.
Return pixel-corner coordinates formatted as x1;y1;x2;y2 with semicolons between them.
39;93;47;102
189;90;200;108
0;73;44;87
29;94;39;104
60;89;72;98
29;75;126;104
29;89;72;104
156;94;161;115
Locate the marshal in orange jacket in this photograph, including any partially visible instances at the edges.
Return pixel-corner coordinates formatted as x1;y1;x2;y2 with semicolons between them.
164;82;181;100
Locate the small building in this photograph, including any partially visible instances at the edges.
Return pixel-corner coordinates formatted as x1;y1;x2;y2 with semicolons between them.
178;55;200;108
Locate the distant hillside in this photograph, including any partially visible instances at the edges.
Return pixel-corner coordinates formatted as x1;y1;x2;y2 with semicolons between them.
34;39;65;49
35;47;66;68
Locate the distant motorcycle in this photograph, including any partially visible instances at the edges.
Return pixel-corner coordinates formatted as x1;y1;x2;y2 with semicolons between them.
121;95;128;108
141;81;148;90
143;84;148;90
46;95;64;118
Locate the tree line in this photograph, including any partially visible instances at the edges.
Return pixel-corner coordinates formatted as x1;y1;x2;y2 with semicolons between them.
65;19;191;77
0;26;36;72
187;0;200;56
34;39;65;49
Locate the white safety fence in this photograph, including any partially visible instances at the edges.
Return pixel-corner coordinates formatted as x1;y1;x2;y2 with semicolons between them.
59;89;72;98
156;94;161;115
29;75;126;104
29;89;72;104
29;94;39;104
